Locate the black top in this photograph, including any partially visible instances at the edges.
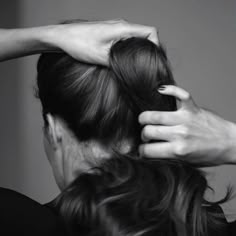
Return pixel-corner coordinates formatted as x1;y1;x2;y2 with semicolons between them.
0;187;236;235
0;187;66;235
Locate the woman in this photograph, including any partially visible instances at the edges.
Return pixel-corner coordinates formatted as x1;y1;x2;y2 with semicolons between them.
0;19;235;235
0;19;158;235
35;33;230;236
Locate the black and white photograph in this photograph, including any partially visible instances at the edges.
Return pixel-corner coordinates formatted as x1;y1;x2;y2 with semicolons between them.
0;0;236;235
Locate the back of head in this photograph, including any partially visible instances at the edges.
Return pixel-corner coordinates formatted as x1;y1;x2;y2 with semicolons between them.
37;37;228;236
36;37;176;153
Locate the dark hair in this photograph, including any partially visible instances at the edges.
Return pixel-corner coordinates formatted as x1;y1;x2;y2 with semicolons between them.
36;37;176;150
52;156;228;236
36;37;229;236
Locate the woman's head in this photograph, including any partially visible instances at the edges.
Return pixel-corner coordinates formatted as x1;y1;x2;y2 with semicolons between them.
36;37;176;189
37;36;229;236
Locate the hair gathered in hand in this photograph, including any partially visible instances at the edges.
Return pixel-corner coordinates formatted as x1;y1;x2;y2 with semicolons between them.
36;36;230;236
109;37;176;114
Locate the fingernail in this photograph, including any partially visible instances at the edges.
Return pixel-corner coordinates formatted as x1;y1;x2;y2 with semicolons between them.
158;85;166;91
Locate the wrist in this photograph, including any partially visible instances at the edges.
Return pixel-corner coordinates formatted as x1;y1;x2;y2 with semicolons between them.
35;25;60;52
27;25;59;53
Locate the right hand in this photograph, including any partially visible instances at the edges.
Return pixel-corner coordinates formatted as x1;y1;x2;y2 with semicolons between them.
45;19;158;65
139;85;236;167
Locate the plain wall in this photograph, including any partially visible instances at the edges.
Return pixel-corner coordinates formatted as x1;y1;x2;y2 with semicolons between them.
0;2;23;192
0;0;236;219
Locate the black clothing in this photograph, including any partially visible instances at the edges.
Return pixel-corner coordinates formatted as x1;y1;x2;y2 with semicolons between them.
0;187;66;235
0;187;236;235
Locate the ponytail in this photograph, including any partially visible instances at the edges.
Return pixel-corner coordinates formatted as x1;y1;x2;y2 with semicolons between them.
41;37;229;236
109;37;176;114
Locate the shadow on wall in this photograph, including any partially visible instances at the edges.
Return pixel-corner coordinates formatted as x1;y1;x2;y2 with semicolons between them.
0;1;59;203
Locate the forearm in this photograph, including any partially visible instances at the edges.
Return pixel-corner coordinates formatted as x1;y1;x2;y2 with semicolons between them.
0;26;58;61
0;20;158;64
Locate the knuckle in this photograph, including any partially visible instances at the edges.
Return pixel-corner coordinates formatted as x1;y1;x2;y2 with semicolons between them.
167;85;175;94
154;127;160;137
114;20;127;28
142;125;152;137
152;113;161;123
178;126;189;138
139;112;160;124
119;19;128;26
114;18;125;22
179;110;192;122
174;142;189;157
183;111;192;120
120;19;128;25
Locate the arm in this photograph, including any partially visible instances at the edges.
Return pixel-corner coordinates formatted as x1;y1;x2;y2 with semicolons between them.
0;20;158;65
139;85;236;166
0;27;56;61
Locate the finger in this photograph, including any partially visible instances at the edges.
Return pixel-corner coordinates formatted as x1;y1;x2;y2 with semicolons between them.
139;111;181;125
123;23;159;45
139;142;174;158
158;85;195;109
141;125;175;142
147;29;159;45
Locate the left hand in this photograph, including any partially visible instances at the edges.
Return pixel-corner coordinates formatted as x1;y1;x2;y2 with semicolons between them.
46;19;158;65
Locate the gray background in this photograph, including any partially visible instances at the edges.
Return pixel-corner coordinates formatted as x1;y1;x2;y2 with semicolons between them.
0;0;236;220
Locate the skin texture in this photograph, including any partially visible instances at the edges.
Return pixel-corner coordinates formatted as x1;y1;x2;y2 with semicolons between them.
139;85;236;167
47;19;159;65
0;19;159;190
1;19;236;187
0;19;158;65
44;114;133;190
43;114;115;191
